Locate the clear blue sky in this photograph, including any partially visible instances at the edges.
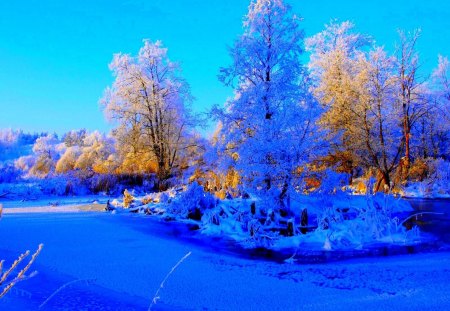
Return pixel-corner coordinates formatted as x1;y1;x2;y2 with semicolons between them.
0;0;449;136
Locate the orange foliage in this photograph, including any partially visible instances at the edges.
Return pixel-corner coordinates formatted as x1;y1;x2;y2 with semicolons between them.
304;176;321;190
189;167;241;198
123;189;134;208
116;152;158;175
409;159;429;182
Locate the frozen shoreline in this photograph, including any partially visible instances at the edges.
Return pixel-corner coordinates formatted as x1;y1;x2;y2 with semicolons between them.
2;203;107;214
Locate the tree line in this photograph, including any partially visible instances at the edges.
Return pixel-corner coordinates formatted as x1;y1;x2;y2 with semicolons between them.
10;0;450;201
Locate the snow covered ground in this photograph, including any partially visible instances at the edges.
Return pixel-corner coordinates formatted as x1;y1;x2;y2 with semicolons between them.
1;204;450;310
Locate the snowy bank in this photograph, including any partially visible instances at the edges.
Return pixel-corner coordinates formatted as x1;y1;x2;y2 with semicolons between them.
103;184;425;253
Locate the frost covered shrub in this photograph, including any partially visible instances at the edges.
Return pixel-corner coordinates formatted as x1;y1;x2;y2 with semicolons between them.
0;244;43;299
403;159;450;197
409;159;429;182
316;193;417;249
29;156;53;178
123;189;134;208
316;199;344;231
355;195;396;238
0;129;20;146
427;158;450;184
168;182;216;219
38;177;68;195
313;169;350;194
0;130;37;163
244;217;278;248
39;175;88;196
425;158;450;195
0;163;20;183
0;176;91;197
88;174;119;194
201;208;222;226
28;134;60;178
14;155;35;175
55;146;81;173
0;183;42;198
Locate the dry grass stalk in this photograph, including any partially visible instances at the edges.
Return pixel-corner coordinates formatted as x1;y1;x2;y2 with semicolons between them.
123;189;134;208
148;251;192;311
0;244;44;299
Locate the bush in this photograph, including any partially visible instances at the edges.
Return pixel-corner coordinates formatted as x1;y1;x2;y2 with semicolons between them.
168;182;216;219
88;174;119;194
409;159;429;182
314;169;350;194
316;193;417;249
427;158;450;184
0;163;20;183
38;175;88;196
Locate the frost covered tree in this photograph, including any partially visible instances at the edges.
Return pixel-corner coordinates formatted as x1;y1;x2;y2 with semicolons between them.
356;48;404;190
395;30;429;174
306;20;371;180
0;129;20;146
112;122;157;175
307;22;413;190
434;55;450;104
55;146;81;174
28;134;61;178
62;129;86;147
74;131;115;175
426;55;450;159
14;155;35;175
214;0;320;207
101;40;196;187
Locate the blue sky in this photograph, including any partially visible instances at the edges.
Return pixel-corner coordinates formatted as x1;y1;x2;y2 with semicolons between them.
0;0;449;136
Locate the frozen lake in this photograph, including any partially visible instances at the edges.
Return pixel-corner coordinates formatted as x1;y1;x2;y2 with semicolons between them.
1;207;450;310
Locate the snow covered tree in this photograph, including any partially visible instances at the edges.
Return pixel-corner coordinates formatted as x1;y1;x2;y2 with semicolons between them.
433;55;450;104
56;129;87;174
62;129;87;147
14;155;35;174
55;146;81;174
28;134;60;178
74;131;115;175
395;30;429;175
214;0;320;207
112;122;157;175
101;40;196;187
307;22;416;190
0;129;20;146
426;55;450;159
306;20;371;180
355;47;404;190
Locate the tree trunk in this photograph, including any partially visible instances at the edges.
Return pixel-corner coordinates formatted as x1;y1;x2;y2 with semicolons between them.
375;171;390;193
264;175;271;190
404;114;411;174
